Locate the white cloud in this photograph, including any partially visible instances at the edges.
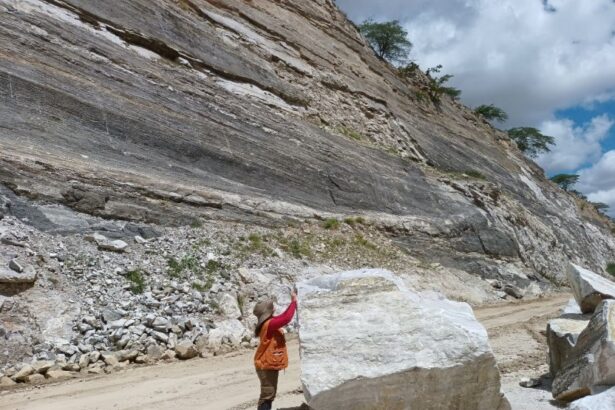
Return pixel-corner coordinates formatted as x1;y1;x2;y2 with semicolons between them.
336;0;615;126
578;150;615;217
536;115;614;173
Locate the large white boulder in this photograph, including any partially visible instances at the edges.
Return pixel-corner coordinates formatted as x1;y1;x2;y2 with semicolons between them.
566;264;615;314
547;315;589;375
569;386;615;410
297;269;510;410
552;300;615;401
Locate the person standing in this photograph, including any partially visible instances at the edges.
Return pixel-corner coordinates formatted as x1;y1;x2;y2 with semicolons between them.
252;290;298;410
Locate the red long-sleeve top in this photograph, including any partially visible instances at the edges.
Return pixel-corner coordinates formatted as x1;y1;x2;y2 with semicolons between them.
266;300;297;338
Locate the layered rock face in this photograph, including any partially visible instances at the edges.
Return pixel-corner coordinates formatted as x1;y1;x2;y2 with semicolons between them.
0;0;613;291
297;269;510;410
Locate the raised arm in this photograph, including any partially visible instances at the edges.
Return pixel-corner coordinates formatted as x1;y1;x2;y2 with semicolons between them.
266;291;297;337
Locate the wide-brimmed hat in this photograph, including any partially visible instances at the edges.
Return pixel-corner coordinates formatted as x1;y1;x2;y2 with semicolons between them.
253;300;274;328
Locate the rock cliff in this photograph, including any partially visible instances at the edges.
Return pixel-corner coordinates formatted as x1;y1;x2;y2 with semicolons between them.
1;1;614;300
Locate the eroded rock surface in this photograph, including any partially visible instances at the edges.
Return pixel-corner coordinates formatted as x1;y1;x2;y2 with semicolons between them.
297;269;510;410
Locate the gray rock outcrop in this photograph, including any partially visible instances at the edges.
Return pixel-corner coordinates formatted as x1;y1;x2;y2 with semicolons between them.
567;264;615;314
297;269;510;410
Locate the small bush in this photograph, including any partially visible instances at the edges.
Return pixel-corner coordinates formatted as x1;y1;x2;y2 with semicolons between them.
126;269;146;294
190;219;203;229
167;255;200;278
464;170;486;180
343;216;367;226
607;263;615;276
323;218;340;230
192;281;210;292
242;233;275;257
354;234;377;250
338;126;363;141
206;259;223;274
281;238;312;259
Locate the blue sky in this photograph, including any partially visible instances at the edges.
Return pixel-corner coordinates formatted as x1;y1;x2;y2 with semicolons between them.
336;0;615;216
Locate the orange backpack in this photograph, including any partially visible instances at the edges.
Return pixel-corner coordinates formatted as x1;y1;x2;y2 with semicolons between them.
254;320;288;370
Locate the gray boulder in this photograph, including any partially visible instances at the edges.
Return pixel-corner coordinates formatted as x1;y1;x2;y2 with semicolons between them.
297;269;510;410
0;265;37;284
552;300;615;401
547;315;590;375
175;340;198;360
567;264;615;314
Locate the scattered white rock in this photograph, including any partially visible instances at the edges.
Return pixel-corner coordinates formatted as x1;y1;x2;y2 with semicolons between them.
85;233;128;253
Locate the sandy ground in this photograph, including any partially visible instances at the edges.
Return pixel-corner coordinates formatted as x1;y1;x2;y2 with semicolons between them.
0;294;571;410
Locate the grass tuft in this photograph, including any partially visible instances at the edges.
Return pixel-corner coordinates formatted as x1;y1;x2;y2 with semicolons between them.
126;269;146;294
323;218;340;230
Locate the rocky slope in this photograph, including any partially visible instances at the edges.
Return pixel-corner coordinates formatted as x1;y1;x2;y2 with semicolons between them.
1;0;615;383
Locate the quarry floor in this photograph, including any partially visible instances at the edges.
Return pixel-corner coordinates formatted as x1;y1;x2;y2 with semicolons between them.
0;294;571;410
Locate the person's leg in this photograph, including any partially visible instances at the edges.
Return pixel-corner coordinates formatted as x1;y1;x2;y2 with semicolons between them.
256;369;277;410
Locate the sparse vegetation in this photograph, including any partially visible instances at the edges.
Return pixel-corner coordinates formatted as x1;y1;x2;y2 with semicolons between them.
126;269;146;294
243;233;275;257
192;281;211;292
591;202;610;215
323;218;341;230
344;216;367;226
279;237;312;259
358;20;412;64
167;254;200;278
422;65;461;104
398;62;420;78
607;263;615;276
354;233;377;250
463;170;486;180
550;174;579;191
337;126;363;141
507;127;554;158
190;219;203;229
474;104;508;123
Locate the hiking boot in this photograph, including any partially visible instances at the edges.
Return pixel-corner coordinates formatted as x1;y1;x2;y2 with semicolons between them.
257;401;272;410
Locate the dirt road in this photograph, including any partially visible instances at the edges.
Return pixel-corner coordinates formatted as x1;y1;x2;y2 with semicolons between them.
0;294;570;410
